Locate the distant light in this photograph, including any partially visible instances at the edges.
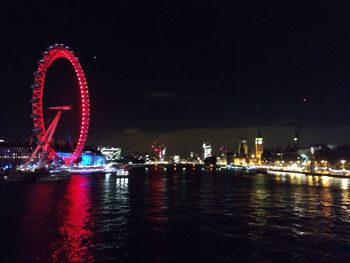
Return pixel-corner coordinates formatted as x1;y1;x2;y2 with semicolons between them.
93;56;97;59
0;139;4;143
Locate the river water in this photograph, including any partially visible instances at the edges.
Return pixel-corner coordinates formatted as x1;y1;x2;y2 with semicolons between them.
1;169;350;262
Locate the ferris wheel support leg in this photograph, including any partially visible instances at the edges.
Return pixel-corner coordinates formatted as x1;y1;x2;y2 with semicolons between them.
25;111;62;168
43;111;62;152
30;44;90;165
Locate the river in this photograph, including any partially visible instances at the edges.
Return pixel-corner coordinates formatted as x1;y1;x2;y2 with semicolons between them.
1;169;350;262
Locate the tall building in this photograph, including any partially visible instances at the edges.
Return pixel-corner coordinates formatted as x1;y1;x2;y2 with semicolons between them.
202;142;212;160
226;149;234;165
237;137;248;157
255;130;264;164
151;143;166;161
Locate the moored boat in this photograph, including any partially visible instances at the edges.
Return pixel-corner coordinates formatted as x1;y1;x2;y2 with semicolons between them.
3;169;71;182
227;164;267;175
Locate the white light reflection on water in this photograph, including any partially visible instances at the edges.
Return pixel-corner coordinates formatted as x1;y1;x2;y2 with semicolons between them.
116;177;128;188
3;171;350;262
320;175;331;187
340;178;350;221
341;178;349;190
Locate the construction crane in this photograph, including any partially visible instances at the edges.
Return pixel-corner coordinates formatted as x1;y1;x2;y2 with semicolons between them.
293;98;307;150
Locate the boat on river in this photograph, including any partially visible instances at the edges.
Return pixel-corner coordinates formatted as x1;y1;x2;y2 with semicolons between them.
227;164;267;175
3;169;71;182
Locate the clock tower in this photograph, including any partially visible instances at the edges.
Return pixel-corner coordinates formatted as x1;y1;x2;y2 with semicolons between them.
255;130;263;164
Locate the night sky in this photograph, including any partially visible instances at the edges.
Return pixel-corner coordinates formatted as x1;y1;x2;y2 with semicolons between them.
1;1;350;155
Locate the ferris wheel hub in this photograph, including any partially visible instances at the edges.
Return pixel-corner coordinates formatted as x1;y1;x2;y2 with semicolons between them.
49;105;72;111
27;44;90;166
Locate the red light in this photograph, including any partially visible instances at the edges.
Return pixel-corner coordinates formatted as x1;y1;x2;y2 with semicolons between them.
31;44;90;165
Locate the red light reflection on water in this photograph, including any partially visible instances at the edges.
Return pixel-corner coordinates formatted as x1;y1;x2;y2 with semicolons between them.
51;175;94;263
147;175;168;225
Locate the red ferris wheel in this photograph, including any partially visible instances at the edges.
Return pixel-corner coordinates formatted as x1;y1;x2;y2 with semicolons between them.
29;44;90;165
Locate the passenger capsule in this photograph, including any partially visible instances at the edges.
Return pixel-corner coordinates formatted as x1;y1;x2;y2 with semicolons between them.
30;114;40;119
31;83;40;89
30;98;39;103
33;127;42;133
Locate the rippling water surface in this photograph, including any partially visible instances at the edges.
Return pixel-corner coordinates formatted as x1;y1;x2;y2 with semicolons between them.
1;169;350;262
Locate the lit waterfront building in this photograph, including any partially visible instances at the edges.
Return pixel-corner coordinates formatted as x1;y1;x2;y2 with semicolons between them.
234;136;249;165
0;141;106;169
255;130;263;164
238;136;248;157
217;155;227;166
0;142;34;169
57;151;106;166
202;142;212;160
100;146;121;163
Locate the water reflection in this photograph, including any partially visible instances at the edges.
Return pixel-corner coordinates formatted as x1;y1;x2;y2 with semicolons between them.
15;182;61;262
320;176;331;187
2;171;350;262
116;177;128;188
340;178;349;190
249;176;268;229
51;175;94;263
147;176;168;225
340;179;350;221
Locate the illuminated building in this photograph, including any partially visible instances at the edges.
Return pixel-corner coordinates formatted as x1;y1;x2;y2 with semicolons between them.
173;155;180;163
0;141;106;169
255;130;263;164
238;136;248;157
152;143;166;161
234;136;249;165
0;143;34;169
100;146;121;163
217;155;227;166
57;151;106;166
226;149;234;165
202;142;212;160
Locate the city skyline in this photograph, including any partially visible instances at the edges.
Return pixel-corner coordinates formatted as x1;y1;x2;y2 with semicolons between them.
1;2;350;262
1;1;350;153
89;125;350;156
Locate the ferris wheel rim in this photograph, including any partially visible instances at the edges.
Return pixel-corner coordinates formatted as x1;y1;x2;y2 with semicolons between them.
31;44;90;164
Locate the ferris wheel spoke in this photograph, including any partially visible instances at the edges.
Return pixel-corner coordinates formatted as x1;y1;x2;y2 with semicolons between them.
26;44;90;169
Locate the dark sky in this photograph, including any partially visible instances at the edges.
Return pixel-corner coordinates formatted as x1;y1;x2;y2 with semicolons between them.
1;0;350;155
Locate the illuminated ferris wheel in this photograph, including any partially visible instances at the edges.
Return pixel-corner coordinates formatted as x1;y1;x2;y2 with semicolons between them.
29;44;90;165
